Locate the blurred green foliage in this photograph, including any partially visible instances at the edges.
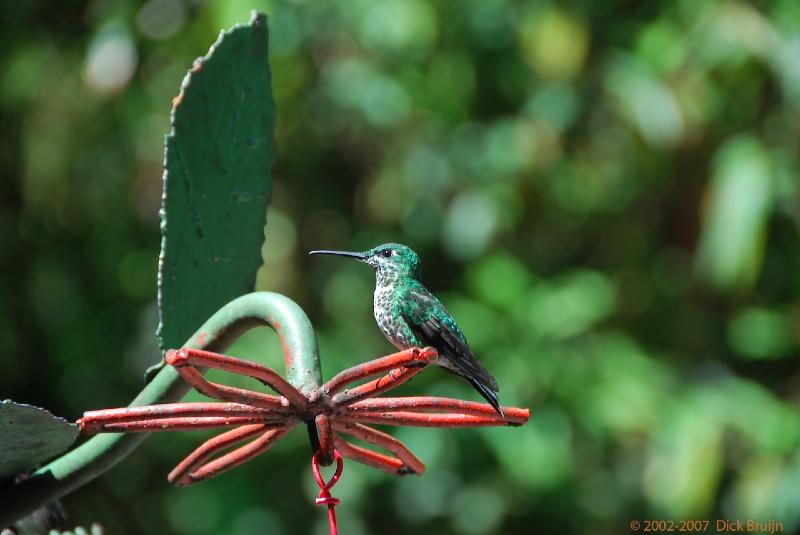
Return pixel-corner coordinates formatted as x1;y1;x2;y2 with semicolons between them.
1;1;799;534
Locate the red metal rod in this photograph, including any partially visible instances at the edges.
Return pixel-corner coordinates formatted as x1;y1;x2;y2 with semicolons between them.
342;410;529;427
168;424;267;486
86;416;272;433
173;365;290;411
331;420;424;474
333;436;405;475
173;426;291;486
331;365;429;407
167;348;309;409
323;347;436;395
315;414;335;465
78;402;277;433
347;397;531;420
72;341;532;489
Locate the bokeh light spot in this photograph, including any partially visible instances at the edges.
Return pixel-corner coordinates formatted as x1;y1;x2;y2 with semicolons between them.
136;0;186;41
727;307;793;360
84;24;138;95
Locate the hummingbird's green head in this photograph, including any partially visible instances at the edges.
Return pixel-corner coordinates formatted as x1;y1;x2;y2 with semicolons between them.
310;243;421;279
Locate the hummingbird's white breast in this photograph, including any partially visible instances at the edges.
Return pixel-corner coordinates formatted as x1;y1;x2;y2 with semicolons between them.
373;273;413;350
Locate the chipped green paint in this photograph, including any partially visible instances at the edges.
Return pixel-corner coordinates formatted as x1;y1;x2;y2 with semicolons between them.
0;401;78;481
157;10;275;357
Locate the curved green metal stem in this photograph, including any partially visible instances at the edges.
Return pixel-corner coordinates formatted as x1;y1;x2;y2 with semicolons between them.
0;292;320;527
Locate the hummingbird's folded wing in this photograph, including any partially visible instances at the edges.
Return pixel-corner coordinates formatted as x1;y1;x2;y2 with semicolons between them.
398;286;500;394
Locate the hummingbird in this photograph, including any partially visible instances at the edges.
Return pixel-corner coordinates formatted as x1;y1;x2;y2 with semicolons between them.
310;243;502;415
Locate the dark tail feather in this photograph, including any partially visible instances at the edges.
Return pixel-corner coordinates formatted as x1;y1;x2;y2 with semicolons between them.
468;378;504;418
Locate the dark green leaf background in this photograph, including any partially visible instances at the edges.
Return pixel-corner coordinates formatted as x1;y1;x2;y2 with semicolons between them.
1;2;799;534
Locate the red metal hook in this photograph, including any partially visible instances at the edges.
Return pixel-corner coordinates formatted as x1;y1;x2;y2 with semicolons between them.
312;449;344;535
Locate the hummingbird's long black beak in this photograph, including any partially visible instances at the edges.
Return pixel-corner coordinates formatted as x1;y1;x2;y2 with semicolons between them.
309;249;367;261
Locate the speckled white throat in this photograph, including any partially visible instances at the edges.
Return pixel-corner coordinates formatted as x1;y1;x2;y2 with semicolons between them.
373;268;417;350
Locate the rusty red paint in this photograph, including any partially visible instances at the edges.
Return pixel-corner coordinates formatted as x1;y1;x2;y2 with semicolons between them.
169;361;291;411
334;437;404;474
167;348;306;408
347;397;530;421
324;347;436;395
330;364;428;407
168;424;267;485
340;410;528;427
78;346;531;484
331;420;424;474
78;402;280;433
314;414;334;465
82;416;267;433
170;426;288;486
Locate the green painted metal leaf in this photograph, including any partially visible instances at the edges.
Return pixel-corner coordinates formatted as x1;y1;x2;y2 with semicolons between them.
0;400;78;481
157;12;275;353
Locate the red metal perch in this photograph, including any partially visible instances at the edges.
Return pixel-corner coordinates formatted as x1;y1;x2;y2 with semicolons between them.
78;346;530;484
3;292;531;532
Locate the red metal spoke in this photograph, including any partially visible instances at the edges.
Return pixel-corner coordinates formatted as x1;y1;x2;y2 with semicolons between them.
170;425;292;486
331;420;424;474
172;364;291;411
76;342;531;490
333;435;407;475
323;347;436;395
168;424;266;486
347;397;531;420
331;365;429;407
315;414;335;465
167;348;308;409
78;402;281;433
84;416;272;433
341;410;528;427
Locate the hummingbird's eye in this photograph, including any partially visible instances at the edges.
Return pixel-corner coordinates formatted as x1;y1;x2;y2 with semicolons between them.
380;249;392;258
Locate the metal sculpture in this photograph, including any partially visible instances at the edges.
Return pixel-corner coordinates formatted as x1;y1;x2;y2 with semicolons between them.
79;345;529;484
